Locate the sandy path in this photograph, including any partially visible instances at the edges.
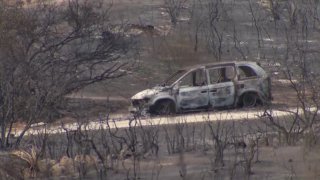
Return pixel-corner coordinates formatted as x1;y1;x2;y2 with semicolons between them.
12;107;312;136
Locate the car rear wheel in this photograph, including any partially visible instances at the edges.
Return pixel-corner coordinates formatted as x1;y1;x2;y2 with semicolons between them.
242;93;258;108
151;100;176;115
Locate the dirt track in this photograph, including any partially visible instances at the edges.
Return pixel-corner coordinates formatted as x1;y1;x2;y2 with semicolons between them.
14;106;308;137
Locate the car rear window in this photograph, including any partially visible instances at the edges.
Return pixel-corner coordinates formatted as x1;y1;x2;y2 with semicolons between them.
238;65;257;80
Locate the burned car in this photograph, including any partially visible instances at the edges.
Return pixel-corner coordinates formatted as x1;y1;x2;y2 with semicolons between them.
130;61;272;115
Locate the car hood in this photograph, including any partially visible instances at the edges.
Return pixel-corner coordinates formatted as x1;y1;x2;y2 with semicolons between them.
131;86;168;100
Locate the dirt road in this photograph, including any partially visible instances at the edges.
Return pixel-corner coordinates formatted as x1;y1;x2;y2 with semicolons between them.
14;107;307;136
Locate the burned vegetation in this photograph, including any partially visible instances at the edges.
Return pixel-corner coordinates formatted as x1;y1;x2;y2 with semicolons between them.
0;0;320;179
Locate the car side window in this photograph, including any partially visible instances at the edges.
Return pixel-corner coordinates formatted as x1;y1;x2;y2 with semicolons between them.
208;66;235;84
238;65;257;80
179;69;206;88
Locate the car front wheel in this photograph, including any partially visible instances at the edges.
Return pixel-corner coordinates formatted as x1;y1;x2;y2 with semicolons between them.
151;100;176;115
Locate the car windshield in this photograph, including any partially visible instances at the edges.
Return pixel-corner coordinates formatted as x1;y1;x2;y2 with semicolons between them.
162;70;187;86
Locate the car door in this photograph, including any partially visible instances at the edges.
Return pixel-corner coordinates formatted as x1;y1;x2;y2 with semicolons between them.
207;65;236;108
176;68;209;110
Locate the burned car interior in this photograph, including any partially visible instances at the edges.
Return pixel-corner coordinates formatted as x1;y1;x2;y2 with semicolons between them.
179;69;207;88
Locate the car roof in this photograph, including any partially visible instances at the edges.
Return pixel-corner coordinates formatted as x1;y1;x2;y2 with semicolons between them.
180;61;260;71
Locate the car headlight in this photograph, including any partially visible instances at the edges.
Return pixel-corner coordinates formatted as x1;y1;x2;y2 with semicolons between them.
132;97;150;107
143;97;150;102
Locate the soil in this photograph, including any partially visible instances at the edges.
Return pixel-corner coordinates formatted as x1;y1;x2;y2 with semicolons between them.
106;146;320;180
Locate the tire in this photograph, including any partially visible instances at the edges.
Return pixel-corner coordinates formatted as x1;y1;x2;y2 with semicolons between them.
242;93;258;108
151;100;176;115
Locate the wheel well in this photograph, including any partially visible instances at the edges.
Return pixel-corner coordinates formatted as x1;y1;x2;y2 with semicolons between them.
154;99;176;107
150;99;176;113
238;91;261;106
